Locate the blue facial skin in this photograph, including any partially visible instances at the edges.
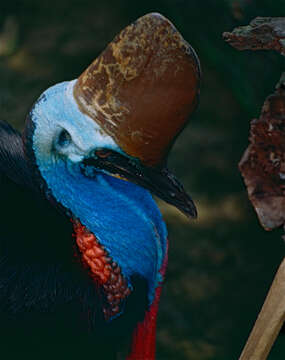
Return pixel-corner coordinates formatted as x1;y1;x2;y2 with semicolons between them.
30;82;168;311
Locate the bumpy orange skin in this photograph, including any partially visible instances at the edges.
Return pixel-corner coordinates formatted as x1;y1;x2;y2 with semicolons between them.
72;220;131;320
72;220;168;359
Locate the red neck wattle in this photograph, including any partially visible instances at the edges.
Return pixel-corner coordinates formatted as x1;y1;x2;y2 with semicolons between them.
72;220;131;321
73;219;168;358
127;242;168;360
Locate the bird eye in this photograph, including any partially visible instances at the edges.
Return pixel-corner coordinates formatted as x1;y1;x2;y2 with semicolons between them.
57;129;71;148
95;149;112;158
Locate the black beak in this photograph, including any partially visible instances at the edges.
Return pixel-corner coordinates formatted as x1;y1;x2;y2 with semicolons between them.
80;149;197;219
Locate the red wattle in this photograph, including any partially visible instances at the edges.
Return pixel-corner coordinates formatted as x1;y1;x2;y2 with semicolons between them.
127;242;168;360
72;219;131;320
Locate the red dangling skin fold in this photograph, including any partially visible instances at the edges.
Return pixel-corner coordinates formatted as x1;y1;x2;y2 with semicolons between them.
127;241;169;360
73;219;168;359
72;220;131;320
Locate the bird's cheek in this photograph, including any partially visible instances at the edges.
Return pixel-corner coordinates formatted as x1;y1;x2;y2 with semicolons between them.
67;153;84;163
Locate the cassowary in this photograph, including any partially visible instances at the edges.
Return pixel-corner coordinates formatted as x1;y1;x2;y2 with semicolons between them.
0;13;200;360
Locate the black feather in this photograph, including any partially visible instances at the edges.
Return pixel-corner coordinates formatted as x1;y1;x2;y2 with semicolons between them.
0;121;148;359
0;120;34;189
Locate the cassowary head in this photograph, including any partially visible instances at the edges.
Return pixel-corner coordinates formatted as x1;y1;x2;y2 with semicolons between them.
22;12;200;358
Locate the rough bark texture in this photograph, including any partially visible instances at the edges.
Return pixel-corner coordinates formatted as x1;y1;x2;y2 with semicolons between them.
223;17;285;56
224;16;285;360
239;73;285;231
224;17;285;233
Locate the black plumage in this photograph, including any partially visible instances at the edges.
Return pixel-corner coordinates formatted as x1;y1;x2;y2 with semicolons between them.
0;120;147;359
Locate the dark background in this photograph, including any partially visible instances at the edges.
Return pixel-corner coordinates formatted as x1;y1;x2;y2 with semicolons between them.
0;1;285;359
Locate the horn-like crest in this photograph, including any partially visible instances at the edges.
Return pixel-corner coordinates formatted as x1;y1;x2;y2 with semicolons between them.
74;12;201;167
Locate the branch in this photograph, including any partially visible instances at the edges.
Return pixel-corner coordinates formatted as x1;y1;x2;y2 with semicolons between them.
239;258;285;360
223;17;285;56
223;16;285;360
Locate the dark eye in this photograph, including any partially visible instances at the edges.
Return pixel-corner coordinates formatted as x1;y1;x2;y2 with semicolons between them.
95;149;112;158
57;129;71;148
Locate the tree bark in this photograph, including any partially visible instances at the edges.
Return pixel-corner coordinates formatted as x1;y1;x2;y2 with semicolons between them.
224;17;285;360
223;17;285;56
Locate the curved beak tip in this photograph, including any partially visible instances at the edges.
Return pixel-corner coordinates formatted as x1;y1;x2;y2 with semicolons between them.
188;206;198;220
178;197;198;220
81;150;197;221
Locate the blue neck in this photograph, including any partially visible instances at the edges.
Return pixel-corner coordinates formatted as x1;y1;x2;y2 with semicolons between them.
38;159;167;303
